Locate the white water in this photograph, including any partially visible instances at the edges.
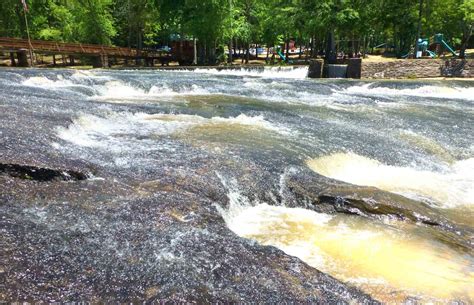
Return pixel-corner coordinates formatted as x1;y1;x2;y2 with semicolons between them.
22;75;77;88
140;112;287;133
93;82;210;100
217;176;474;303
186;66;309;79
343;83;474;101
307;153;474;208
56;111;288;149
19;70;474;115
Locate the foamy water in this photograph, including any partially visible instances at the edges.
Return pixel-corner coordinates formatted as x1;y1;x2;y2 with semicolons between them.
343;83;474;101
92;81;210;100
307;153;474;208
43;71;472;210
187;66;309;79
218;177;474;303
56;111;287;149
22;75;77;88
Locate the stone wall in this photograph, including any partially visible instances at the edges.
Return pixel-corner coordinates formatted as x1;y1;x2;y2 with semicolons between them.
361;59;474;79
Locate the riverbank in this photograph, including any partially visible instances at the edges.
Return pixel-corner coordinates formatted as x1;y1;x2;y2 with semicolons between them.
2;58;474;79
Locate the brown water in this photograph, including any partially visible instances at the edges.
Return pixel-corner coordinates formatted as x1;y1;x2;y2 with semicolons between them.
221;202;474;303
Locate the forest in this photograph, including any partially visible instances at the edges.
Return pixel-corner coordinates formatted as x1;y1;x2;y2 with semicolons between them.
0;0;473;64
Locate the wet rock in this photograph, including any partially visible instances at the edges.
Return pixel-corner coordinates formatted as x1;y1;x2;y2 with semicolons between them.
1;189;378;303
0;163;88;182
0;153;377;303
280;167;473;252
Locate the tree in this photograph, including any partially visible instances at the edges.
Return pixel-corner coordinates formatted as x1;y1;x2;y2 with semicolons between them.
0;0;470;62
460;0;474;57
72;0;116;45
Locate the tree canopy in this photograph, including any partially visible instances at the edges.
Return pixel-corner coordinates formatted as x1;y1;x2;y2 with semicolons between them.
0;0;473;62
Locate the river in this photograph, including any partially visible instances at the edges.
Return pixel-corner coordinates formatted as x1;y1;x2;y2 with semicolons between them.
1;67;473;303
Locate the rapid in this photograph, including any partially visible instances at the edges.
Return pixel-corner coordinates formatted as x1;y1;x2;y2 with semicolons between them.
1;67;473;303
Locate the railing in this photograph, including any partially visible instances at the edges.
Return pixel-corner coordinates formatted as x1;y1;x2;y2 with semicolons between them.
0;37;167;58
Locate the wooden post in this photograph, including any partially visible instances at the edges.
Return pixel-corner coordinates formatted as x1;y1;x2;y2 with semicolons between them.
17;50;29;67
102;54;109;67
91;56;102;68
347;58;362;79
10;52;16;66
307;59;324;78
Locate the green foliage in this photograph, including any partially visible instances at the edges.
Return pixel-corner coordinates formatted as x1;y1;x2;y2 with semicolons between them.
461;0;474;22
0;0;26;37
73;0;116;45
0;0;471;60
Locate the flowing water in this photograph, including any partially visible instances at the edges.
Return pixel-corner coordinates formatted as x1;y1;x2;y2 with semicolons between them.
1;67;473;303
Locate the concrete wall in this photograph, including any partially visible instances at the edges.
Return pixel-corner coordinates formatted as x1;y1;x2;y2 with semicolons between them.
362;59;474;79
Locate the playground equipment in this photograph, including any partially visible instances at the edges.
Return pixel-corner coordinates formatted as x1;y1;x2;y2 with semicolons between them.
416;38;431;58
432;33;457;57
277;50;287;61
275;47;293;63
412;33;458;58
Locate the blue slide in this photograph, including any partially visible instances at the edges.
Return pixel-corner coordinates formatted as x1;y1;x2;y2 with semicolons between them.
426;50;437;58
440;39;458;57
277;50;293;63
277;50;287;61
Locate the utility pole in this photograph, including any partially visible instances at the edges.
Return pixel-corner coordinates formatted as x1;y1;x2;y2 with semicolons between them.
21;0;35;66
414;0;424;58
228;0;233;64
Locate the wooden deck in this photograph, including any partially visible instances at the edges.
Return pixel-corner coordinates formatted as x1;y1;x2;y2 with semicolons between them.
0;37;171;66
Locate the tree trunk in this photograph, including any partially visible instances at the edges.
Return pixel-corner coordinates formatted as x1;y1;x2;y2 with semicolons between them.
362;35;367;58
199;41;206;65
193;38;198;65
245;43;250;64
127;0;132;49
233;38;237;58
459;26;472;59
325;30;336;64
305;40;309;60
414;0;424;58
202;40;208;65
135;31;142;65
228;40;233;64
210;40;217;65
